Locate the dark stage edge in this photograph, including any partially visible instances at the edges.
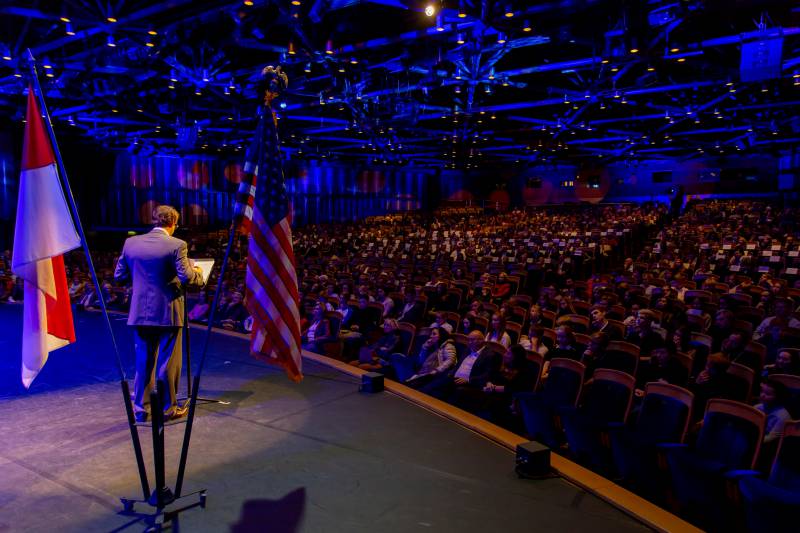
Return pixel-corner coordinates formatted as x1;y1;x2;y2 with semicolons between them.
0;304;650;532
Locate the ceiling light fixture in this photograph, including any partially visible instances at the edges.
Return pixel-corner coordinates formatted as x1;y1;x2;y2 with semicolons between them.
107;16;118;23
304;63;312;73
60;16;71;23
65;23;75;36
148;30;158;36
325;39;334;54
425;3;436;17
497;32;507;44
106;35;116;47
456;33;465;44
435;16;445;31
523;20;532;32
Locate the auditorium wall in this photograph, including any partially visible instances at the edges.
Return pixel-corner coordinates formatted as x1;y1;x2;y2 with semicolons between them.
100;155;438;228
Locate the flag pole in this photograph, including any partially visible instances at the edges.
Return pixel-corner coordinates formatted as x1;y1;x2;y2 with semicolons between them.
25;49;127;381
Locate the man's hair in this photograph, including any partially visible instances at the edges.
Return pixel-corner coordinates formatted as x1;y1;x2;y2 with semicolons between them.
761;378;788;404
153;205;179;228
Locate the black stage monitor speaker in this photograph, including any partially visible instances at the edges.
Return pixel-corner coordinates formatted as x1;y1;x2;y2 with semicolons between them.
515;441;551;478
360;372;384;393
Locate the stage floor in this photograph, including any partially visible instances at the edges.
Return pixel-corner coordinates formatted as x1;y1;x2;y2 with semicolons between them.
0;304;649;532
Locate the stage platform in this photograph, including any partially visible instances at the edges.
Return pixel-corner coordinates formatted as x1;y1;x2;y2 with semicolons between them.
0;304;651;532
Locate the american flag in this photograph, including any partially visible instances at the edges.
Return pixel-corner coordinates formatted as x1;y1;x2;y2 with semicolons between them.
233;106;303;381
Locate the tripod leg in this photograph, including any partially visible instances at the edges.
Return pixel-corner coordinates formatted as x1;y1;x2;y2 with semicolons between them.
175;376;200;497
121;380;150;500
150;382;167;509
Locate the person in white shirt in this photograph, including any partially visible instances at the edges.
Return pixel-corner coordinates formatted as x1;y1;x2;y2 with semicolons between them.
485;313;512;347
754;298;800;341
430;311;454;333
519;324;549;358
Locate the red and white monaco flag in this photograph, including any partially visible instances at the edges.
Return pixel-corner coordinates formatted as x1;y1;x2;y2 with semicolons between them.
11;87;81;388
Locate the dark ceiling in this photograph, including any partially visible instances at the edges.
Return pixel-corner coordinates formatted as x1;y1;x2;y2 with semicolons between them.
0;0;799;170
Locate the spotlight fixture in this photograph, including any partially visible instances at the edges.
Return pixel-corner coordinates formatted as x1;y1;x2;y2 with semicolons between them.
630;48;639;53
456;33;465;44
148;30;158;36
435;16;445;31
647;65;655;72
106;34;116;47
504;6;514;17
60;16;71;23
425;3;436;17
288;41;296;55
350;57;358;64
522;20;532;32
497;32;507;44
65;23;75;36
107;16;118;23
291;0;302;5
325;39;334;54
670;47;680;53
304;63;312;73
244;0;254;5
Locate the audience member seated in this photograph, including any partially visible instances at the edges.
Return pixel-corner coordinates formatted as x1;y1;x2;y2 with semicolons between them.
636;346;689;392
419;331;499;402
485;313;511;347
216;291;249;331
188;290;211;322
550;325;581;361
68;274;87;303
589;305;621;340
625;309;664;356
756;378;791;446
429;311;453;333
754;298;800;341
351;318;401;371
400;327;457;386
301;305;330;353
396;289;424;324
690;352;738;421
482;344;537;430
519;324;549;358
763;349;800;377
579;332;611;377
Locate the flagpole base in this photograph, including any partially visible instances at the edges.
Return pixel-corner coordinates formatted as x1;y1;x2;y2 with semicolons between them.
120;489;207;530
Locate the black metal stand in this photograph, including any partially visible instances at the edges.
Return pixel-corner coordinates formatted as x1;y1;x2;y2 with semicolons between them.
182;288;230;407
119;380;207;531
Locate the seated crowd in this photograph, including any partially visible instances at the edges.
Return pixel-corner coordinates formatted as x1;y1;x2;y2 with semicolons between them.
3;200;799;528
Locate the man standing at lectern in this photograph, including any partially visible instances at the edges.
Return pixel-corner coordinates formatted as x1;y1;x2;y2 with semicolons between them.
114;205;204;422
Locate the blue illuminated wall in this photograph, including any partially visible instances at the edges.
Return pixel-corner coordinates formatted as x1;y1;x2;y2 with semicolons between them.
100;154;438;228
0;129;19;250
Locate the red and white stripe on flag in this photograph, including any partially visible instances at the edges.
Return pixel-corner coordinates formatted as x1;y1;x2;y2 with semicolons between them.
245;207;303;382
11;87;81;388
